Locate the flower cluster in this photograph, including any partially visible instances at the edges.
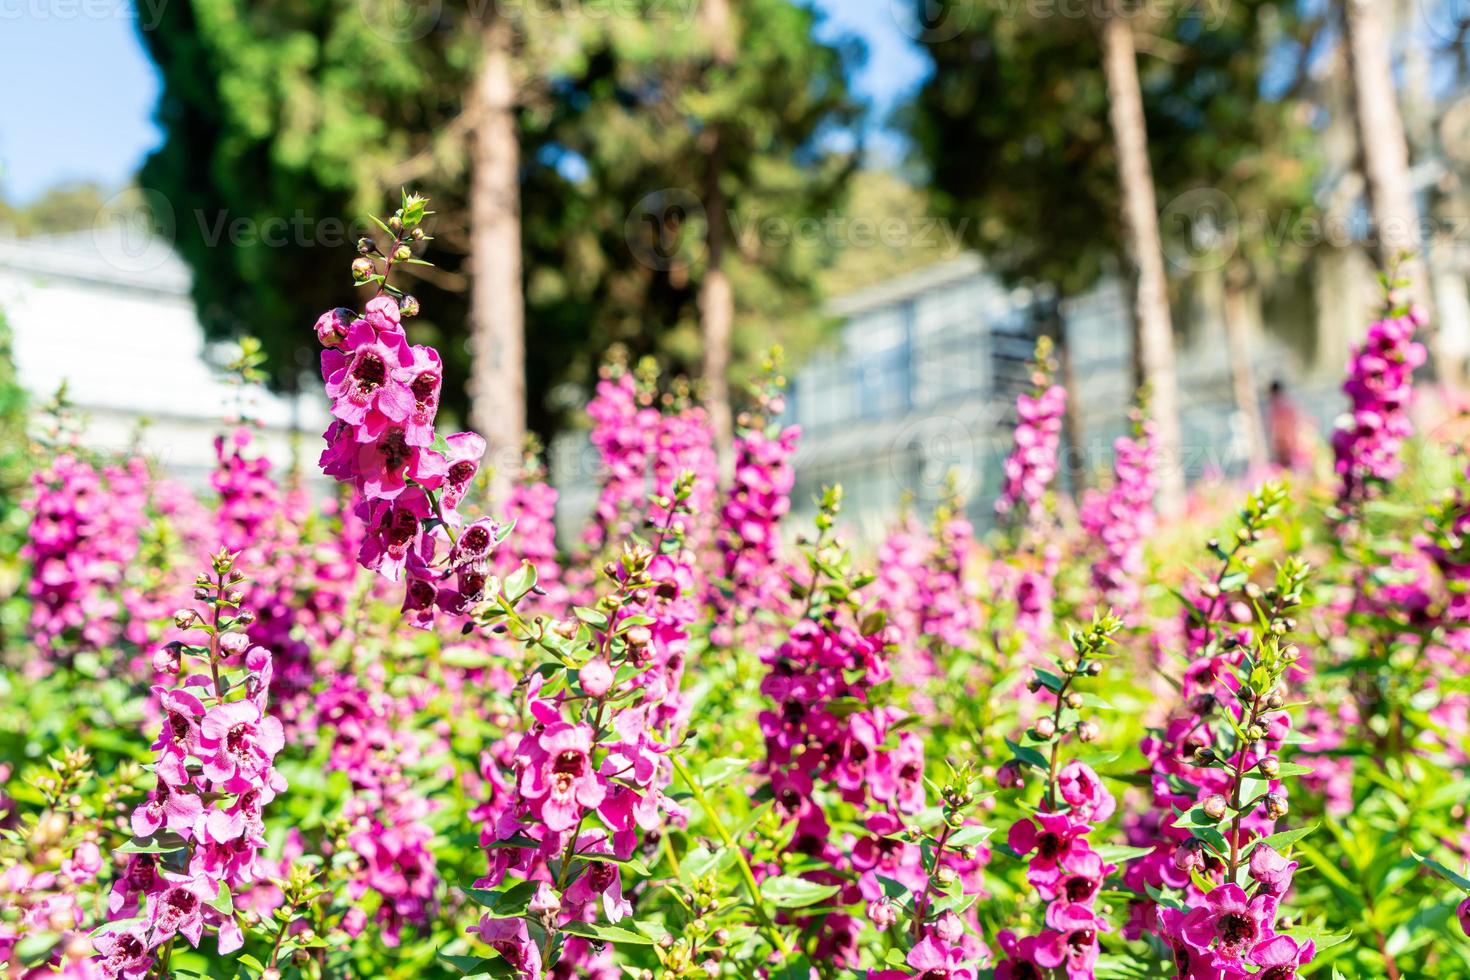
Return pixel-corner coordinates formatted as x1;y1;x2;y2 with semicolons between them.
464;481;699;978
996;337;1067;525
23;454;149;669
758;489;991;978
714;354;800;640
95;550;286;977
995;614;1122;980
1121;493;1317;977
1331;304;1425;510
582;356;660;552
312;195;488;628
315;671;439;944
1080;409;1156;614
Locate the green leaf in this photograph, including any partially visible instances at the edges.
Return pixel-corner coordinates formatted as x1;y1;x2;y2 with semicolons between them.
1092;844;1156;864
439;951;518;978
559;920;656;945
946;825;995;849
1253;824;1317;854
759;875;840;908
698;757;753;789
15;932;60;966
117;833;188;855
505;562;537;604
1413;851;1470;892
208;879;234;915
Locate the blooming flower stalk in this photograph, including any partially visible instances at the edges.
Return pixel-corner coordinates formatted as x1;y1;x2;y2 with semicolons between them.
94;549;286;976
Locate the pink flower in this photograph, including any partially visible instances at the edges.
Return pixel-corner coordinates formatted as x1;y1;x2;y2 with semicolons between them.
520;723;605;832
143;874;213;947
93;928;153;979
469;916;542;980
1007;813;1090;889
1055;761;1116;822
1181;883;1275;964
1249;935;1315;979
199;700;285;789
130;782;203;838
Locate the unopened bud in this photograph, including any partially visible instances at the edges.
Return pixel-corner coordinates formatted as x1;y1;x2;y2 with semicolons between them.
1077;720;1100;743
399;294;420;317
393;244;412;262
1264;793;1289;819
1258;757;1280;778
997;760;1026;789
351;257;375;282
173;608;197;630
1065;691;1084;710
1033;717;1056;741
1173;838;1206;872
1202;794;1229;820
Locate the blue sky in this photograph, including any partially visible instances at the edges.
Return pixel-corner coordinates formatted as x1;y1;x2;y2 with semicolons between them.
0;0;930;205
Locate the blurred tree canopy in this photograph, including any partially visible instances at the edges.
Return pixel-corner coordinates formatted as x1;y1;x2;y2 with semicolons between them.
136;0;862;437
904;0;1324;297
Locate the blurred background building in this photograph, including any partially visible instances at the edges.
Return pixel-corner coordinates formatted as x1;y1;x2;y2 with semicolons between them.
0;229;324;484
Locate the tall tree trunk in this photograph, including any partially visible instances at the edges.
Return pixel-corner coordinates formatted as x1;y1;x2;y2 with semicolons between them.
1099;9;1186;516
1341;0;1460;384
1222;265;1268;473
468;13;526;504
700;0;736;475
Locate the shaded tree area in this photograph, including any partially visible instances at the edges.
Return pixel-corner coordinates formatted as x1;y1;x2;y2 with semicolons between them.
135;0;861;446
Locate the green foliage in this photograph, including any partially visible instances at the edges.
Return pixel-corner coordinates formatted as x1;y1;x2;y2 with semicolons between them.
136;0;859;435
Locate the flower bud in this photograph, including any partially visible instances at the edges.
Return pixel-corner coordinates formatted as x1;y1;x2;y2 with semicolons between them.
1065;691;1084;710
393;244;412;262
1192;746;1216;766
1257;756;1280;778
1172;838;1206;872
219;631;250;656
868;896;899;931
996;760;1025;789
351;257;375;282
580;657;614;698
1033;717;1056;740
399;294;421;317
173;608;198;630
1202;794;1229;820
1264;792;1289;819
1077;720;1100;743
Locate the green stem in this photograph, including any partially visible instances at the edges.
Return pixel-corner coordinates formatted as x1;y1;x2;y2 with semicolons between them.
670;755;791;958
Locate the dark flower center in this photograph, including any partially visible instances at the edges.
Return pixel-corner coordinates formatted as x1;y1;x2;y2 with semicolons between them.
1065;875;1097;903
553;749;585;778
1067;929;1096;952
463;525;491;552
449;461;476;486
1037;832;1063;859
411;372;437;404
227;724;252;758
587;861;616;891
352;352;386;391
165;888;198;915
1218;912;1257;948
